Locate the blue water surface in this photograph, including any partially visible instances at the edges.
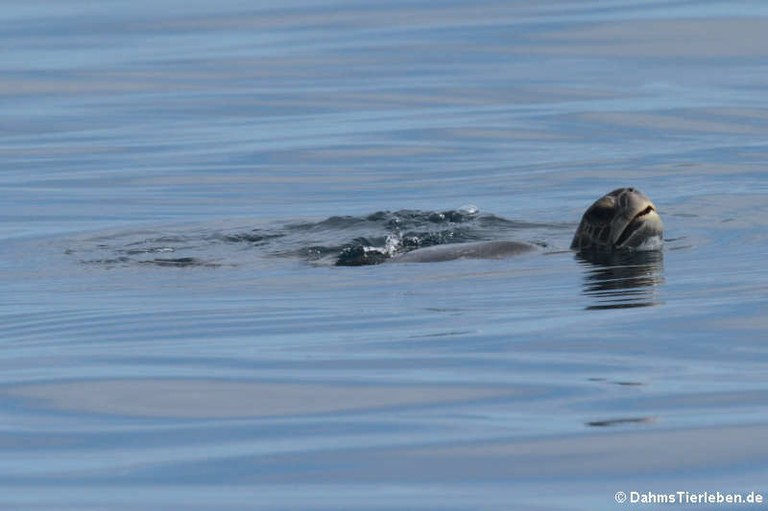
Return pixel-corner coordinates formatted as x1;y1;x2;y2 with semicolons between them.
1;1;767;510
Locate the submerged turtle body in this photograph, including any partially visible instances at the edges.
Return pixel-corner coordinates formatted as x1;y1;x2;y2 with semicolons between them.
391;188;663;264
394;240;536;263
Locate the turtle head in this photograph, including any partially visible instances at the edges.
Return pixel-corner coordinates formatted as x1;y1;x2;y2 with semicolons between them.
571;188;663;252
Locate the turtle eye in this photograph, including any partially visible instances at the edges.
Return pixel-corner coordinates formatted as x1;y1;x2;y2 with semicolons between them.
585;205;613;224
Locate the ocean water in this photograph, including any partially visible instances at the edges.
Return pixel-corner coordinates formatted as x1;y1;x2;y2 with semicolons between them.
1;1;767;510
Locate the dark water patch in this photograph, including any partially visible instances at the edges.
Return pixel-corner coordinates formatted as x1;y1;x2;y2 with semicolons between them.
335;242;392;267
586;417;656;428
138;257;221;268
73;235;223;269
588;377;645;387
217;231;285;244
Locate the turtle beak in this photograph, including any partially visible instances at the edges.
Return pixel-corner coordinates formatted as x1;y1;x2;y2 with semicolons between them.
614;202;663;249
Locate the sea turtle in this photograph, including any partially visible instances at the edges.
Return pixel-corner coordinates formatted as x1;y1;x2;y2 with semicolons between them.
393;187;663;263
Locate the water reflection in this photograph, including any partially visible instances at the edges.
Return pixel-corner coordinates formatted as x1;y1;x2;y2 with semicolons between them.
576;250;664;310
